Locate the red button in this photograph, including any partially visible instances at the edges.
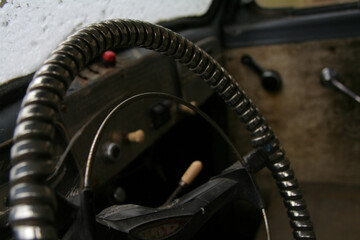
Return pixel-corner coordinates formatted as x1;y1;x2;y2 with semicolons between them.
102;51;116;65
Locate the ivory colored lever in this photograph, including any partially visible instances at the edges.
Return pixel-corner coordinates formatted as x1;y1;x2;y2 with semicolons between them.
180;160;203;185
179;101;197;115
126;129;145;143
163;160;203;205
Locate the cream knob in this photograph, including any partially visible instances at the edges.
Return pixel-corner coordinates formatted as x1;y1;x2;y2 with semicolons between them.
127;129;145;143
179;101;197;115
181;160;203;185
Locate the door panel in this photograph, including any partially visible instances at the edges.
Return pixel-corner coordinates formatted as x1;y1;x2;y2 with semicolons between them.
225;37;360;186
224;37;360;239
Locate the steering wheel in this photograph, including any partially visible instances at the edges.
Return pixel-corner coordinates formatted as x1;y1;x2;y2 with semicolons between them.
9;19;315;240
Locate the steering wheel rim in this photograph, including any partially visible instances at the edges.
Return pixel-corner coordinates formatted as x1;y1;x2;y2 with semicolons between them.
10;19;315;239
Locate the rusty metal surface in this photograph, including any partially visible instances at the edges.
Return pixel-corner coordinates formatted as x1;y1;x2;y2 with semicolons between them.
225;38;360;186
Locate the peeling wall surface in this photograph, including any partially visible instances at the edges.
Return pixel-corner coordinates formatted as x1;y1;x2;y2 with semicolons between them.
0;0;211;84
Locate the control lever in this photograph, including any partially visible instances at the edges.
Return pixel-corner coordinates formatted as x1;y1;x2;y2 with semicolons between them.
320;67;360;104
96;159;264;240
163;160;203;205
241;54;282;92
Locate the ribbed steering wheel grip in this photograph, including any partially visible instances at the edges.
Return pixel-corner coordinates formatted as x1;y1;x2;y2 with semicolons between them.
10;19;315;239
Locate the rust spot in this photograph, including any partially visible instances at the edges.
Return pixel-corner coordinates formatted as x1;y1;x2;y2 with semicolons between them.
119;70;126;78
327;46;336;54
60;103;67;112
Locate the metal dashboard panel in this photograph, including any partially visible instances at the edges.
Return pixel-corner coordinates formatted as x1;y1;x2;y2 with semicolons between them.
58;36;222;188
0;29;222;232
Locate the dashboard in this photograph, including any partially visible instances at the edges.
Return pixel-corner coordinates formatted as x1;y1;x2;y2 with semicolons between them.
0;26;232;239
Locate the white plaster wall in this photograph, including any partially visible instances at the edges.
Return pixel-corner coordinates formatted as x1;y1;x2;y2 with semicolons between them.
0;0;212;84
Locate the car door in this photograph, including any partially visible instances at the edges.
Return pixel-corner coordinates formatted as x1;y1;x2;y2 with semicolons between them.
220;1;360;239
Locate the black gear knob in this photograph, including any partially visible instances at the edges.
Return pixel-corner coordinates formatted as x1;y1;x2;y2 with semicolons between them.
241;54;283;93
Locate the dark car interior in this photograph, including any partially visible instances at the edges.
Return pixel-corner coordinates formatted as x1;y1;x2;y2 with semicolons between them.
0;0;360;239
